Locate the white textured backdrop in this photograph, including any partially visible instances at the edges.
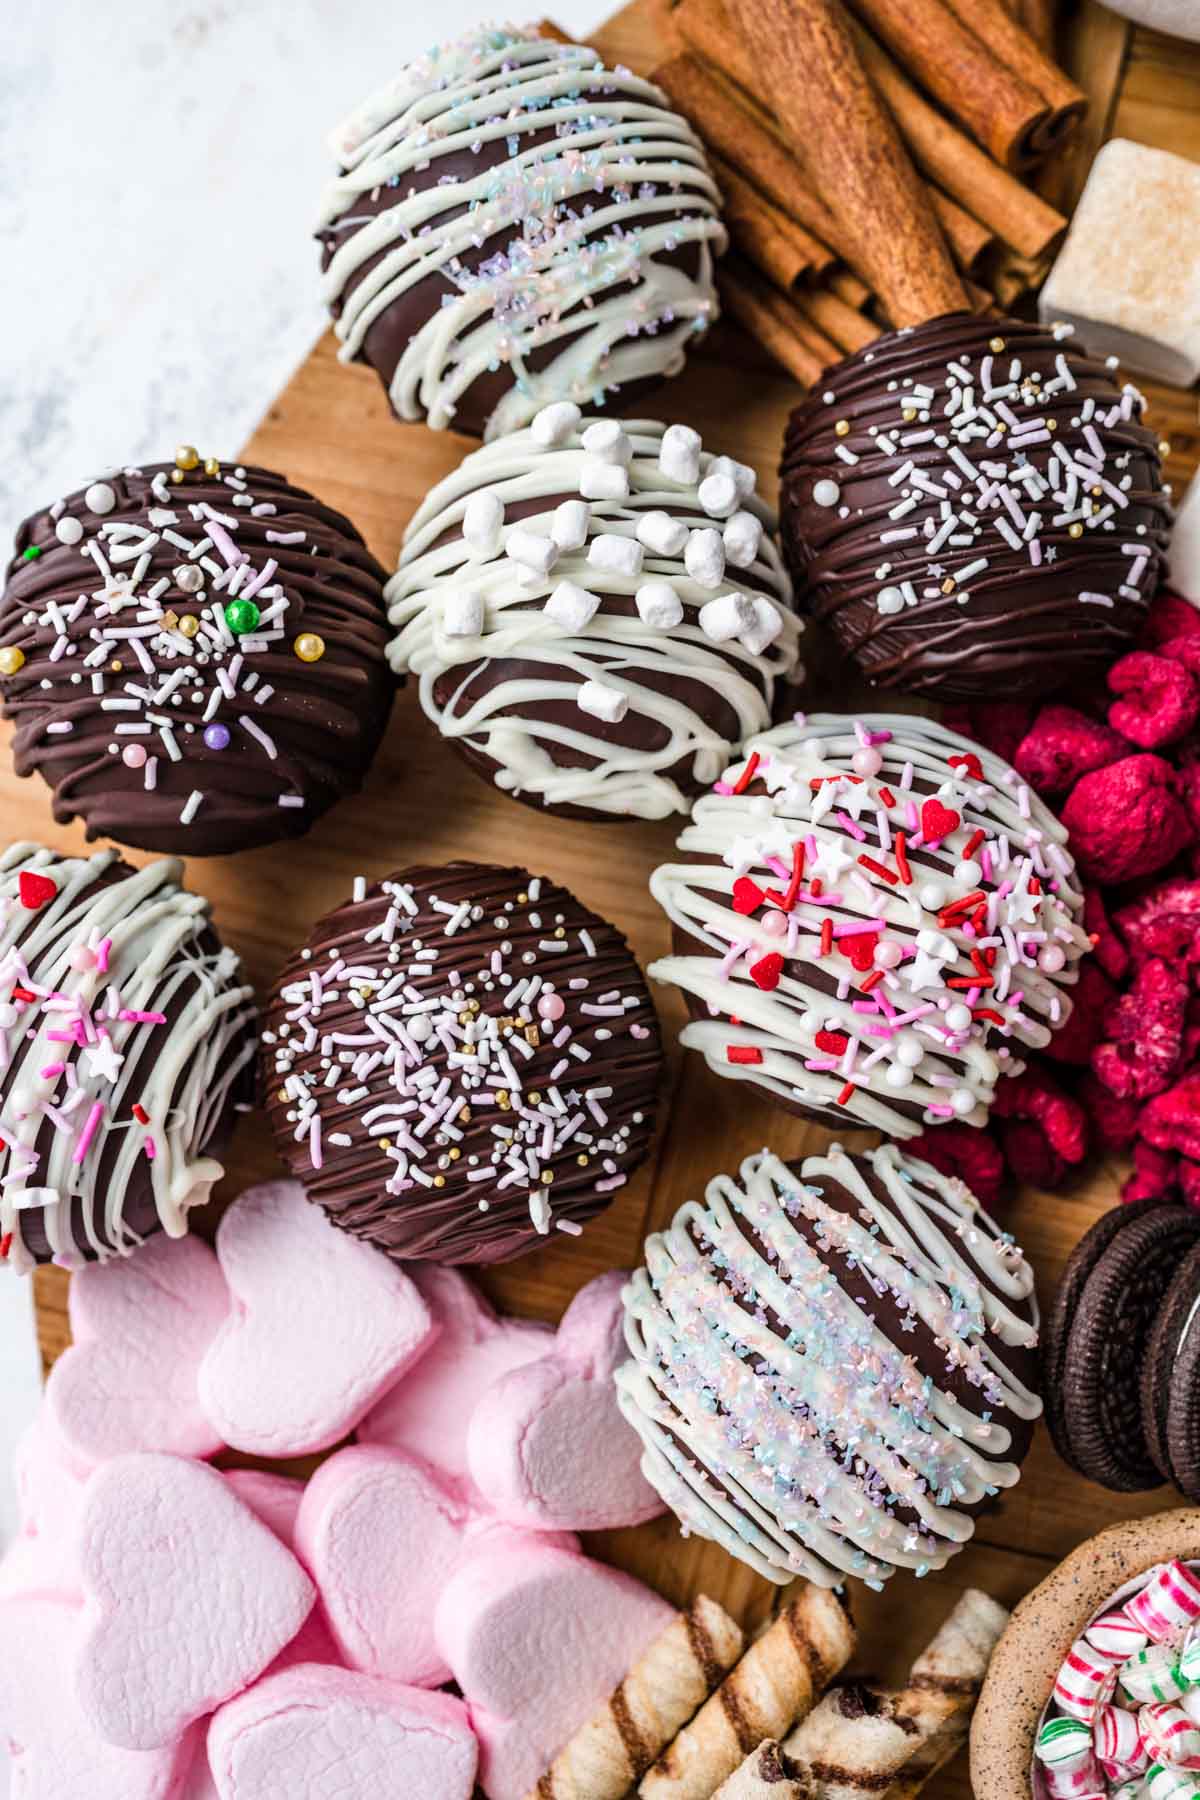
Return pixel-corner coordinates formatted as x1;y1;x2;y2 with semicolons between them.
0;0;608;1663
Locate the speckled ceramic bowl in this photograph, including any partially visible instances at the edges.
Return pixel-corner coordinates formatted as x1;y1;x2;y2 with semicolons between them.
971;1511;1200;1800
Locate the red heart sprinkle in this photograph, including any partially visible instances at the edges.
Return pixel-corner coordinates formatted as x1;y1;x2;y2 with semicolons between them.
948;752;984;781
815;1029;849;1055
732;877;765;916
920;798;961;842
840;931;879;972
18;871;58;911
750;952;784;991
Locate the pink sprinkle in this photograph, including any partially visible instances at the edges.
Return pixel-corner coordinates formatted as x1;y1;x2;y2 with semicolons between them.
95;938;112;974
39;1063;65;1079
713;781;733;795
555;1218;584;1236
834;811;866;841
72;1101;104;1165
207;519;246;567
118;1009;167;1024
926;1104;954;1118
143;1135;156;1161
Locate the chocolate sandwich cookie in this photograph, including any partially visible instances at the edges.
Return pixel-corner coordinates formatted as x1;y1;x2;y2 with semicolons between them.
1044;1201;1200;1491
1141;1238;1200;1487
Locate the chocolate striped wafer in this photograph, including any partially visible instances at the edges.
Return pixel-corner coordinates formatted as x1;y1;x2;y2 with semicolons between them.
711;1740;808;1798
639;1583;855;1799
526;1595;744;1800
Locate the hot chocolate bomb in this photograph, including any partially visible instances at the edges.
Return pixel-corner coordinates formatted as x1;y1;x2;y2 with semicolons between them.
317;28;727;439
0;456;393;856
779;314;1172;700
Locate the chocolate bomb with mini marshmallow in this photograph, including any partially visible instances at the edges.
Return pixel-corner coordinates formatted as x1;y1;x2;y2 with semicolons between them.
317;28;727;440
387;411;801;823
779;314;1171;700
260;863;663;1264
0;843;256;1272
616;1141;1042;1588
647;712;1089;1138
0;456;394;856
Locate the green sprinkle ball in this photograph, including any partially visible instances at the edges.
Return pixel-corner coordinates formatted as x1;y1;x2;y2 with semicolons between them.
224;599;261;636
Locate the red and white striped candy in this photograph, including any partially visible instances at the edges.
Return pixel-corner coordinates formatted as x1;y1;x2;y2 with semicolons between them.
1041;1758;1104;1799
1055;1637;1120;1720
1121;1645;1186;1704
1094;1703;1147;1770
1182;1689;1200;1727
1087;1611;1150;1661
1127;1564;1200;1643
1142;1702;1200;1771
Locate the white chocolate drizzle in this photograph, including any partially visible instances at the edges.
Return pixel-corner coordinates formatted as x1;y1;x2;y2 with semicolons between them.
616;1141;1041;1587
318;28;726;436
648;712;1088;1133
0;845;256;1273
387;413;800;819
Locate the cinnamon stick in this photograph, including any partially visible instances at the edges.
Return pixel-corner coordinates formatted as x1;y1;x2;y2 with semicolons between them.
829;269;870;309
711;152;832;289
851;25;1067;257
1018;0;1057;53
845;0;1057;169
929;190;994;274
940;0;1083;152
795;285;881;355
724;0;966;325
715;261;830;388
652;55;859;266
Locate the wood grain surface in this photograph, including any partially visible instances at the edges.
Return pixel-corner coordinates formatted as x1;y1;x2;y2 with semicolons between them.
27;4;1200;1795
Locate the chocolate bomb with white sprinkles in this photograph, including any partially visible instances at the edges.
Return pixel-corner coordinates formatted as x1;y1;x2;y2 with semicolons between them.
261;863;663;1264
779;314;1172;700
0;450;394;856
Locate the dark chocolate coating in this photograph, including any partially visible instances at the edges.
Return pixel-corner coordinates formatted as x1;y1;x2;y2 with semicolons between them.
318;42;720;439
260;862;662;1264
0;462;395;856
779;313;1171;700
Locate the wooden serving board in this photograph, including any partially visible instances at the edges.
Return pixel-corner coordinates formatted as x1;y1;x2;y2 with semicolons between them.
26;4;1200;1793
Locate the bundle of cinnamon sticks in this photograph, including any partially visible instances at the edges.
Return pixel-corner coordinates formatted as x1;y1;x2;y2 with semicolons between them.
543;0;1086;387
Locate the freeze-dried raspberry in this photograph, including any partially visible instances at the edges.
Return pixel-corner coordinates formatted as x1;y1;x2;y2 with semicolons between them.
1013;705;1130;798
1061;755;1194;883
1186;996;1200;1067
1107;652;1200;749
1091;957;1188;1100
1040;961;1117;1066
992;1066;1089;1165
1140;592;1200;650
999;1117;1069;1190
1157;634;1200;679
1076;1072;1141;1152
1083;887;1129;982
1141;1071;1200;1162
1181;1160;1200;1212
1114;879;1200;972
907;1124;1004;1210
1122;1141;1179;1204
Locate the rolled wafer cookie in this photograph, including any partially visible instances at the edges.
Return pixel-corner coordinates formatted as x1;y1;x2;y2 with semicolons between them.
711;1740;808;1798
640;1583;854;1799
781;1590;1009;1800
526;1595;745;1800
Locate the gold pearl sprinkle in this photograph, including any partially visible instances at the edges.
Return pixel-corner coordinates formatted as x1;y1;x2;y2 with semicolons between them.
109;659;123;673
294;632;326;664
528;1092;541;1105
1160;440;1173;458
541;1171;554;1184
518;892;529;904
1045;418;1058;432
554;927;565;939
379;1137;392;1150
989;336;1006;353
203;457;220;477
448;1147;461;1162
901;408;916;423
179;614;200;639
169;469;185;485
1069;522;1084;539
277;1089;288;1104
174;445;199;471
576;1153;590;1166
459;1107;472;1124
433;1175;446;1188
834;419;850;438
0;647;25;676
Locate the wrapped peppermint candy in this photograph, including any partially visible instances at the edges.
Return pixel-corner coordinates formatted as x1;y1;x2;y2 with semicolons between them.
1037;1717;1104;1796
1094;1703;1148;1772
1180;1635;1200;1687
1056;1637;1121;1721
1142;1702;1200;1771
1127;1564;1200;1644
1088;1613;1151;1662
1121;1645;1187;1704
1146;1764;1200;1800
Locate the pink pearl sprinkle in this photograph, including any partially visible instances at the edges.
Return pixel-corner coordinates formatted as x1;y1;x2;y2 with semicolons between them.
122;744;148;769
874;939;903;969
537;993;566;1023
1039;944;1066;973
852;747;883;777
760;910;787;937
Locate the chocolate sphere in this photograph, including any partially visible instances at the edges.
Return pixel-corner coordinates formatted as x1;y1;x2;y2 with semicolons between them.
261;863;662;1264
779;314;1171;699
0;844;256;1272
388;410;800;821
0;459;394;856
648;712;1089;1136
617;1140;1041;1585
317;28;726;439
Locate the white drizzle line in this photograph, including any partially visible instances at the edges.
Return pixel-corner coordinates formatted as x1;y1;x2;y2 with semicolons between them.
648;712;1088;1134
387;415;800;819
616;1141;1041;1588
0;844;256;1274
319;29;726;436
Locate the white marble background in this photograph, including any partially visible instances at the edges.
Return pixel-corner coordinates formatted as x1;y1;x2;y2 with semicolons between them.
0;0;608;1690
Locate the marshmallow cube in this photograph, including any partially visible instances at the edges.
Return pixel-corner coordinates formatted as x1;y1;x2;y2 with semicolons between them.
588;534;644;579
724;509;764;569
636;581;685;630
698;472;739;519
709;454;756;500
530;401;582;448
551;499;591;552
546;581;602;632
1039;139;1200;385
685;527;726;589
580;460;629;501
740;596;785;656
581;420;632;465
463;490;504;556
700;592;754;642
659;423;702;485
636;510;690;557
443;589;485;638
505;528;559;577
577;681;629;724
